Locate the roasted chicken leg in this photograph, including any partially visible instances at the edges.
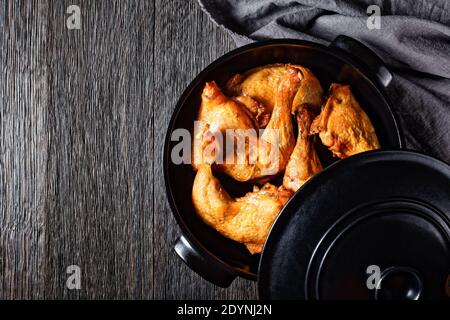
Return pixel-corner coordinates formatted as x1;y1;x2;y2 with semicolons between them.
226;63;324;114
310;84;380;158
192;81;257;181
283;108;323;192
193;67;302;182
192;164;292;254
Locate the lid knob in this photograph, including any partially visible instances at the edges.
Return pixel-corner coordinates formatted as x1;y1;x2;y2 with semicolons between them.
374;267;423;300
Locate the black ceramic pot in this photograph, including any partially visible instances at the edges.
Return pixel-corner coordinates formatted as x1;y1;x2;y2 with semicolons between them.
164;35;406;289
165;36;450;299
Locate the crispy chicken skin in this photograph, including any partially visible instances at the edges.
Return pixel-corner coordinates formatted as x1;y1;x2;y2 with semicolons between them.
310;84;380;158
192;164;293;254
283;108;323;192
226;63;324;114
233;95;271;128
193;67;301;182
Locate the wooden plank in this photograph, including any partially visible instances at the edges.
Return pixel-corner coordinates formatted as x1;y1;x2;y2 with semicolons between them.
0;0;49;299
153;0;258;299
44;0;155;299
0;0;257;299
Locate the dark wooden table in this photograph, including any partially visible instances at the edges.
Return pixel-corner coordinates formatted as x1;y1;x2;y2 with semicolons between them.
0;0;258;299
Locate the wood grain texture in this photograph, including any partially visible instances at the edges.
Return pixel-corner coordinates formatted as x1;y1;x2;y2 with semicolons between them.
0;0;49;299
43;0;155;300
0;0;258;299
153;0;258;300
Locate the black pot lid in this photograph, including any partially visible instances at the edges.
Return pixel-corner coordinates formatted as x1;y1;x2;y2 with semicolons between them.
258;150;450;300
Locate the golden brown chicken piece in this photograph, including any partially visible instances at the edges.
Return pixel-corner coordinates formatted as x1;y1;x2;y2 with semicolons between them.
310;84;380;158
255;67;300;180
192;164;293;254
193;67;301;182
192;81;256;181
226;63;324;114
283;108;323;192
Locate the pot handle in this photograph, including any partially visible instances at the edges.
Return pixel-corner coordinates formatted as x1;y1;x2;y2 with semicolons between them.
329;35;393;88
174;235;237;287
